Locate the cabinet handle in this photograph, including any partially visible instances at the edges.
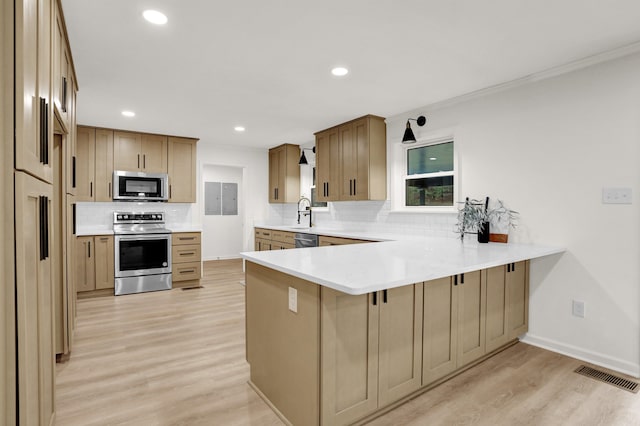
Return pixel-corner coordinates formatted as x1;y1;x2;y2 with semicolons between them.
383;289;388;304
61;76;68;112
460;273;465;284
137;154;140;168
507;263;511;273
100;237;108;241
179;252;195;256
90;182;93;197
454;275;458;286
169;185;172;199
326;183;329;197
353;179;356;195
179;237;196;241
512;262;516;271
349;179;353;196
39;196;45;260
72;156;76;188
88;241;91;258
72;203;76;235
180;269;196;274
39;98;50;165
143;154;146;169
372;292;377;306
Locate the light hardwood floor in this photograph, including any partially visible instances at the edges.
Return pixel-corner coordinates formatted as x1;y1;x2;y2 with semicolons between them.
56;260;640;426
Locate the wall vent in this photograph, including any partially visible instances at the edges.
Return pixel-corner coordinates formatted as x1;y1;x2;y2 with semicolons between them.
574;365;639;393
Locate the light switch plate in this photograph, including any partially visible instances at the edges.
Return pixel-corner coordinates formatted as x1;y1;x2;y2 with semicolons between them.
288;287;297;313
602;187;632;204
572;300;585;318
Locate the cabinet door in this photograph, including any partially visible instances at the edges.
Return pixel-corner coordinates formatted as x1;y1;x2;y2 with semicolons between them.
268;148;280;203
321;288;379;426
456;270;486;367
53;4;70;130
65;74;77;196
378;285;423;407
113;131;142;171
423;277;458;385
141;134;167;173
75;237;95;292
339;123;357;200
315;131;330;202
94;129;114;201
15;171;55;426
65;196;76;352
75;126;95;201
15;0;53;183
485;266;509;352
507;261;529;339
94;236;114;290
353;117;370;200
168;137;197;203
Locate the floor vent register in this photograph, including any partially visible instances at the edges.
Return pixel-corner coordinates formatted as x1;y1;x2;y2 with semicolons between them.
574;365;639;393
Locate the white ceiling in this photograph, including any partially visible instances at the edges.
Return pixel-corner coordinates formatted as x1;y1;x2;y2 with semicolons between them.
61;0;640;149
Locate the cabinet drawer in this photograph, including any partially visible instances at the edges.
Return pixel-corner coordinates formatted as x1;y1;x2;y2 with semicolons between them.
172;261;201;282
172;244;201;264
173;232;201;245
271;230;295;244
318;235;369;246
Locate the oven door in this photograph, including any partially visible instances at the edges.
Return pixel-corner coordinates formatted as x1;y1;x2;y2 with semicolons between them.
114;233;172;278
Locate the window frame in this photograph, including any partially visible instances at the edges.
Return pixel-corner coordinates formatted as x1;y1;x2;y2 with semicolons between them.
399;136;458;212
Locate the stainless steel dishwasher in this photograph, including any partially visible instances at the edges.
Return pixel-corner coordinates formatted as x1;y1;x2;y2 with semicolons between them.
294;233;318;248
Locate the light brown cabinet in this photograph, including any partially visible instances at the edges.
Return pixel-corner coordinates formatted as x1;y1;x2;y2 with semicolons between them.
507;261;529;339
318;235;371;246
254;228;297;251
15;0;53;184
114;131;168;173
75;235;114;295
53;0;73;133
172;232;202;287
168;137;197;203
268;144;300;203
320;284;423;425
315;115;386;202
76;126;114;202
15;171;55;426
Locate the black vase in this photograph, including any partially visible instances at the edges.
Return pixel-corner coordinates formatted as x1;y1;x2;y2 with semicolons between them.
478;222;490;243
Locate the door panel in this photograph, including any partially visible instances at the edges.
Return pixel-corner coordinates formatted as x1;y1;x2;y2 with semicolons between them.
457;270;486;366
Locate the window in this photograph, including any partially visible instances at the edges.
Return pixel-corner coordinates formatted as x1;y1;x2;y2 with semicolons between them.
405;140;454;207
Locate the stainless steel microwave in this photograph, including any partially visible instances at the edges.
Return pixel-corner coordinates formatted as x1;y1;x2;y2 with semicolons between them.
113;171;169;201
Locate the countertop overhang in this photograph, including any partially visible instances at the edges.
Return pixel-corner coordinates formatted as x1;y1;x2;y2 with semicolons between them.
241;236;564;295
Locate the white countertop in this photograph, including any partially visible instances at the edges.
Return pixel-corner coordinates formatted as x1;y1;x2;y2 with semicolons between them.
241;237;564;295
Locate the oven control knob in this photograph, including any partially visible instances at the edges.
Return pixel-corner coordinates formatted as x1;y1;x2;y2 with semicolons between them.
162;262;167;267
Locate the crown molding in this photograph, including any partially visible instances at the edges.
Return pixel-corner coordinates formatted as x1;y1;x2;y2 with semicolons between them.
386;40;640;126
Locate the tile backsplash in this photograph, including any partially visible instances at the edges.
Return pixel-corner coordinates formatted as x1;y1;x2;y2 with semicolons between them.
76;202;193;233
267;201;459;238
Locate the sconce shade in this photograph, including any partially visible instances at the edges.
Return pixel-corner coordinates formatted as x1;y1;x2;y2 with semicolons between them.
299;150;308;165
402;122;417;144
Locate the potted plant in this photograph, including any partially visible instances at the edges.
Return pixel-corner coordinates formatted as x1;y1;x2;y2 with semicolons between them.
455;197;518;243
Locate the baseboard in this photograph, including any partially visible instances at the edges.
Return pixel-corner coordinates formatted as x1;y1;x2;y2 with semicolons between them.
521;333;640;378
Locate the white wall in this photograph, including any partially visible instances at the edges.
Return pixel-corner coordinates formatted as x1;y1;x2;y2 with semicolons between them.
385;52;640;376
201;164;243;260
196;142;269;254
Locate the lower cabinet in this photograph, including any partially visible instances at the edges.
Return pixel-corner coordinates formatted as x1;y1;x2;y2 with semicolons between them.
320;284;423;426
75;235;114;296
246;260;530;426
172;232;202;287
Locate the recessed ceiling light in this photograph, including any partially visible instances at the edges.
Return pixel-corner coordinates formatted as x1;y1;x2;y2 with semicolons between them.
429;157;437;161
331;67;349;77
234;126;245;132
122;110;135;117
143;10;168;25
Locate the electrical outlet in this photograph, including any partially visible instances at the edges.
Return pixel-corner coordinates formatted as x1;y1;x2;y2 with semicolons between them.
572;300;585;318
288;287;297;313
602;187;632;204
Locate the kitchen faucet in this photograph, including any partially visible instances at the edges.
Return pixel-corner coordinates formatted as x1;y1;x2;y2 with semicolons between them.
297;197;312;227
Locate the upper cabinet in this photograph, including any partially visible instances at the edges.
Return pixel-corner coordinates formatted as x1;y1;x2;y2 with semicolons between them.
15;0;54;184
53;0;75;133
268;144;300;203
315;115;386;202
168;137;198;203
76;126;114;202
114;131;168;173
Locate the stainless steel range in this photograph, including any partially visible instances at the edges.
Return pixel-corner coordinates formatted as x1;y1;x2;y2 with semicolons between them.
113;212;172;296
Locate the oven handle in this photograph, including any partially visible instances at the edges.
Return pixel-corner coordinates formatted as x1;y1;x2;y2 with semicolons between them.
115;234;172;242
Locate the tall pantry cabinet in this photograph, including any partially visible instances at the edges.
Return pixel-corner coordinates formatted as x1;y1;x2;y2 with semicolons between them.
4;0;79;423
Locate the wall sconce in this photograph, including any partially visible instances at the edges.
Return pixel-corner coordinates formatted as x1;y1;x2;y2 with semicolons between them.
402;115;426;144
299;147;316;165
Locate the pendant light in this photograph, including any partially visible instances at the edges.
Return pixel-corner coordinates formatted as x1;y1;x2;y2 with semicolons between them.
402;115;426;144
299;147;315;165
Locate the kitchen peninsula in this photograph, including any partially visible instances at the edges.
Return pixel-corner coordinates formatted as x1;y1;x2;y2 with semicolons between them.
241;236;563;426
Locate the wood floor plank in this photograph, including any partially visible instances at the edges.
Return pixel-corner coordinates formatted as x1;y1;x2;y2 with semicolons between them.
56;259;640;426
